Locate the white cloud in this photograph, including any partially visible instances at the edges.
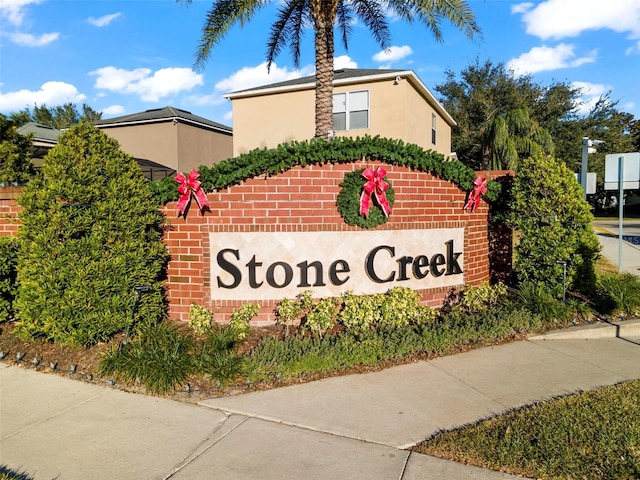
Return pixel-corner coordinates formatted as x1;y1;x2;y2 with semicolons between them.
186;92;226;107
8;31;59;46
334;55;357;69
507;43;597;75
627;40;640;55
90;66;204;102
511;3;534;15
622;101;636;112
372;45;413;64
0;0;42;27
102;105;125;116
87;13;122;27
0;81;86;111
515;0;640;40
215;61;314;93
572;81;611;115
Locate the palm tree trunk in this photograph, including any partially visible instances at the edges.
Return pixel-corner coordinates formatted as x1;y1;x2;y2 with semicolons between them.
313;6;335;139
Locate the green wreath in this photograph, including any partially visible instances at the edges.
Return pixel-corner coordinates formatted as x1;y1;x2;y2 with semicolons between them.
337;169;395;229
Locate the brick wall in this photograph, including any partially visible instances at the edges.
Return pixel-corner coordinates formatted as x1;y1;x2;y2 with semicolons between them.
0;165;509;325
161;161;499;325
0;187;23;237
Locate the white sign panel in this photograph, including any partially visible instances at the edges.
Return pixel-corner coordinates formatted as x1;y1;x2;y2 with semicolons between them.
574;172;596;194
210;229;465;300
604;152;640;190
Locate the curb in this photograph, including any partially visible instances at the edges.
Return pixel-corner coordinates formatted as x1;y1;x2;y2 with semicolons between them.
529;318;640;340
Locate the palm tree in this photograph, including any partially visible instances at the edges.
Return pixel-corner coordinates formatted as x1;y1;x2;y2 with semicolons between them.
182;0;480;139
482;108;554;170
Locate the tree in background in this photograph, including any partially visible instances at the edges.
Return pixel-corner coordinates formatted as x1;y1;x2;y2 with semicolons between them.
16;103;102;129
15;122;168;346
435;59;580;170
183;0;480;139
0;114;35;185
631;119;640;152
578;95;635;184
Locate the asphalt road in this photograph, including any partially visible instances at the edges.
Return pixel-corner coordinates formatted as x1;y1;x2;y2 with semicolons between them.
592;220;640;275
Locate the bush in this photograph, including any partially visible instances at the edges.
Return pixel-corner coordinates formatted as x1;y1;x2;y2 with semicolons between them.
99;321;245;394
458;282;509;313
379;287;424;329
594;273;640;316
188;303;212;335
0;236;18;322
15;122;169;345
194;324;245;386
514;281;573;326
337;291;383;333
229;303;259;340
0;115;34;185
99;321;195;395
509;155;600;294
302;297;340;337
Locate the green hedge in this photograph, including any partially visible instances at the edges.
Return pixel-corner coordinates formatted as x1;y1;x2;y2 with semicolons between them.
0;236;18;322
151;136;501;205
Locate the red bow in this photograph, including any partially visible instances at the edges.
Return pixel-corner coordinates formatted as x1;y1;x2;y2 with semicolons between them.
360;166;392;218
176;169;209;216
464;176;487;212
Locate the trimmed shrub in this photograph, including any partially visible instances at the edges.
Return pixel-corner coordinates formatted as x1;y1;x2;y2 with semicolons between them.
509;155;600;294
14;122;169;345
0;236;18;322
0;115;35;185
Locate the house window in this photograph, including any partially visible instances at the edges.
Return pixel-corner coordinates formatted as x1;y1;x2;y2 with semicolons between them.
333;91;369;131
431;113;437;145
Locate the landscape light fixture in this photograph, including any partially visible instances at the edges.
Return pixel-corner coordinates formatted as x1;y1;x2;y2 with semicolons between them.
581;137;604;199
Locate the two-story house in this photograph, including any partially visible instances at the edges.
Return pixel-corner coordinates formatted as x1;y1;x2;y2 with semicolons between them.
225;68;455;158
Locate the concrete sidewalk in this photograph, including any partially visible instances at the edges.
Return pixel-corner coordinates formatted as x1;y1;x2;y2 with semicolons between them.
1;320;639;480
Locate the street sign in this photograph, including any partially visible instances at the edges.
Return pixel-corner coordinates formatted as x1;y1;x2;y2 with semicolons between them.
622;235;640;245
604;152;640;190
574;172;596;194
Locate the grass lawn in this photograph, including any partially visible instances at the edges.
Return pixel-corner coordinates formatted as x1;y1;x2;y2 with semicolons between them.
413;380;640;480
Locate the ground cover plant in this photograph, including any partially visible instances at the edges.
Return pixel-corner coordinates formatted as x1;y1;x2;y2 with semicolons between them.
0;254;638;399
413;380;640;479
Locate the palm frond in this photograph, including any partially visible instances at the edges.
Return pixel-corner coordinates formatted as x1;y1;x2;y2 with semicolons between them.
335;1;354;51
267;0;310;70
413;0;481;43
350;0;391;49
195;0;268;70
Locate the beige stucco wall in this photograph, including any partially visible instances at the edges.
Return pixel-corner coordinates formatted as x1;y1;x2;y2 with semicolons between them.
176;123;233;171
102;123;178;169
230;77;453;158
231;89;315;156
100;122;232;173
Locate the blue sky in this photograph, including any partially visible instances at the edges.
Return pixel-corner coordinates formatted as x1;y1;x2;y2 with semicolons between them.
1;0;639;127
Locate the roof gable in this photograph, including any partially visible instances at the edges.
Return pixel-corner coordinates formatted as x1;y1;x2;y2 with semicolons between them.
224;69;455;127
94;106;232;134
16;122;62;143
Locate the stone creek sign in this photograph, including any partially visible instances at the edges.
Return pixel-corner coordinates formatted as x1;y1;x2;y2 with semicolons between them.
211;228;464;300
